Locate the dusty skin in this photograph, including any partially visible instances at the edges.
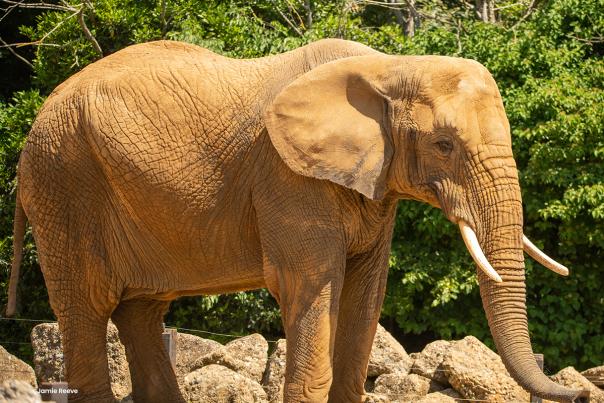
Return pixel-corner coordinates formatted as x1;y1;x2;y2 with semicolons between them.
6;39;589;402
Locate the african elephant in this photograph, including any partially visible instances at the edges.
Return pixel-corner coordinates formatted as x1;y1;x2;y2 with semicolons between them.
6;38;588;402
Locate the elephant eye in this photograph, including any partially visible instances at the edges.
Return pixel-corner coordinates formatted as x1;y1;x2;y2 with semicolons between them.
435;139;453;156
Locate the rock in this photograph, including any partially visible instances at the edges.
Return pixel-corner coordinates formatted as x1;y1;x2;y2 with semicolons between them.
30;323;64;383
410;340;452;384
582;365;604;388
31;322;131;399
0;379;41;403
262;339;286;403
364;392;390;402
368;324;412;377
415;388;461;403
365;377;377;393
195;350;244;374
105;323;131;399
442;335;529;402
373;373;431;400
194;334;268;383
224;334;268;383
176;333;222;383
0;346;37;387
546;367;604;403
184;364;267;402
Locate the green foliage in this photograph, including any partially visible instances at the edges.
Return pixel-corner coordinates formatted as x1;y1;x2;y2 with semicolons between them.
166;290;282;344
0;0;602;371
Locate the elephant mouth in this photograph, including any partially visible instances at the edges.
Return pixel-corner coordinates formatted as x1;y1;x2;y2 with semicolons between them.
426;179;569;280
456;220;569;281
426;180;466;224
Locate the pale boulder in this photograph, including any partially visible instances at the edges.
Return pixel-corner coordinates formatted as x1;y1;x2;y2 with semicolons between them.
442;335;529;402
0;346;37;388
192;334;268;383
364;392;390;402
409;339;452;384
105;324;131;400
224;334;268;383
30;322;131;399
546;367;604;403
30;323;64;383
582;365;604;388
176;333;222;383
415;388;461;403
184;364;267;402
373;373;432;401
0;379;41;403
368;324;412;377
261;339;286;403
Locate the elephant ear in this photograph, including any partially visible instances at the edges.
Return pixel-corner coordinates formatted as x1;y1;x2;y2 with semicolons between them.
264;56;394;200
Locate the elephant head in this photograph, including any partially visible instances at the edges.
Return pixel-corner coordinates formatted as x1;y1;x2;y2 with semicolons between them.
264;55;588;402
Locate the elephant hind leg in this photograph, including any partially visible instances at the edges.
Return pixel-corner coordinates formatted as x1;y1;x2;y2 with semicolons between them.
33;227;120;401
29;205;122;400
44;261;119;401
56;309;115;402
111;298;184;403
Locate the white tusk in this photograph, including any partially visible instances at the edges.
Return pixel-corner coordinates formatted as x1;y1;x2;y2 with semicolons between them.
522;236;569;276
459;221;503;283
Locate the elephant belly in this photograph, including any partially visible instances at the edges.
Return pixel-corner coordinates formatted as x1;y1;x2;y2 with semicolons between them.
104;185;267;301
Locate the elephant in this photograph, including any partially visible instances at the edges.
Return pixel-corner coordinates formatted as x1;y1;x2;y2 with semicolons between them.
5;38;589;402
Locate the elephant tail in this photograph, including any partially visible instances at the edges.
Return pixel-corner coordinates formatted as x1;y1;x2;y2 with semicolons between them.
6;189;26;317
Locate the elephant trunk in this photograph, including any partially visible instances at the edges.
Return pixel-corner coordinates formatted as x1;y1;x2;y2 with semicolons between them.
469;178;588;402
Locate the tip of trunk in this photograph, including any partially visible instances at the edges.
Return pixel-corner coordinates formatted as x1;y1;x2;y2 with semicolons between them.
516;371;590;403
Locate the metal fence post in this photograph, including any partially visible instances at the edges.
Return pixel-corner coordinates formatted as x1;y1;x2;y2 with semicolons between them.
39;381;69;403
162;324;178;370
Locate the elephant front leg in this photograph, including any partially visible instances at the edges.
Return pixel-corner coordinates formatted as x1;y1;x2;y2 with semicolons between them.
255;189;350;402
282;278;343;402
262;243;346;402
329;245;391;403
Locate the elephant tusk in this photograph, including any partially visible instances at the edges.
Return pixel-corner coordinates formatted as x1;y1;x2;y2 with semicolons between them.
458;221;503;283
522;235;569;276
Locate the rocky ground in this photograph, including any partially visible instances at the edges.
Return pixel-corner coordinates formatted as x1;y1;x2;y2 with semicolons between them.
1;322;602;402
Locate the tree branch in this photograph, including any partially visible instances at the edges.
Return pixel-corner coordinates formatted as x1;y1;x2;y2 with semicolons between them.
355;0;407;10
510;0;537;30
0;1;99;60
0;0;78;12
160;0;168;38
567;34;604;44
274;4;303;36
0;0;24;23
0;36;33;68
455;18;463;54
77;4;102;57
388;0;406;27
303;0;312;29
31;8;80;46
